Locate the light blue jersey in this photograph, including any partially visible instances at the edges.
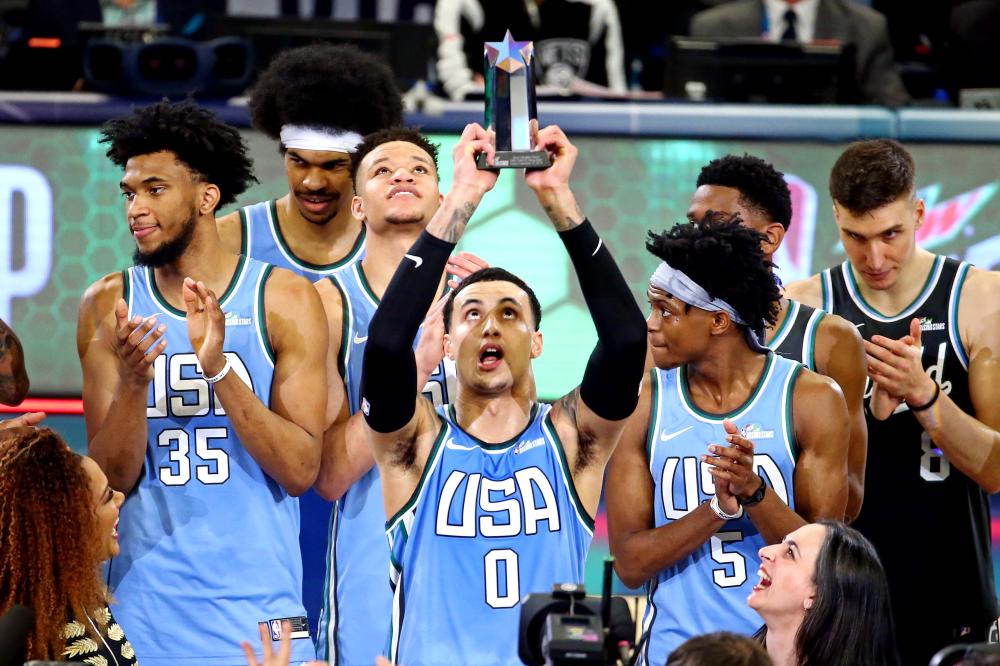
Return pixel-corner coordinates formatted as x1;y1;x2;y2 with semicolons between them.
239;199;365;278
317;263;454;665
386;402;594;666
109;258;315;666
638;353;801;665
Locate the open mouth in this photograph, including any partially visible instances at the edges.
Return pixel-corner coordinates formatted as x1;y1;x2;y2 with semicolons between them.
389;186;419;199
298;193;337;213
752;567;772;592
478;344;504;371
112;519;119;539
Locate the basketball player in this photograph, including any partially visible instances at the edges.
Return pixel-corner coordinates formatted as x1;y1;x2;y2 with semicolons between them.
359;123;647;664
785;139;1000;666
77;100;327;665
687;154;867;521
310;127;486;664
217;44;403;276
606;218;850;663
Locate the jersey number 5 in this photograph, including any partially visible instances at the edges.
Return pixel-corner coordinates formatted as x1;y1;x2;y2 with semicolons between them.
711;531;748;589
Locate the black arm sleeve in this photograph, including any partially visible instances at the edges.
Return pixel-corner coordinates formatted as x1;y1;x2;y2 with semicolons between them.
560;220;647;421
360;231;455;433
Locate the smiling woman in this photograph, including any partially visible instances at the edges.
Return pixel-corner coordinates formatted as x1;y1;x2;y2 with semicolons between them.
0;427;133;664
750;521;899;666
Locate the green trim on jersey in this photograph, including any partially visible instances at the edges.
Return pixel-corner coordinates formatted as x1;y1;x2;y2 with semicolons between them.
386;418;450;530
356;263;381;306
121;269;131;311
327;274;351;378
256;265;276;365
843;255;944;321
269;198;366;272
803;309;825;371
766;299;799;349
445;403;541;451
644;368;660;461
783;364;802;463
679;352;776;421
542;412;596;532
948;262;972;370
147;253;247;318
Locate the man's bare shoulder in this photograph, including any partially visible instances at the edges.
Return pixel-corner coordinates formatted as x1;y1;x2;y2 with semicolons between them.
784;274;824;309
80;272;126;321
216;210;244;255
958;266;1000;352
816;311;863;347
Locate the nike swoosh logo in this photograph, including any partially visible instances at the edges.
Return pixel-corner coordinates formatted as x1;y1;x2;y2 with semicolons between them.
353;334;368;344
404;254;423;268
445;437;477;451
660;425;694;442
855;323;865;329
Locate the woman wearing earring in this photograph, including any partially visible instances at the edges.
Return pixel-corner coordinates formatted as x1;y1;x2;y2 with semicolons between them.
0;426;136;664
749;521;900;666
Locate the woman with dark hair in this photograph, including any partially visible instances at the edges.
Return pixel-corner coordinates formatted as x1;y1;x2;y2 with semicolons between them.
749;520;900;666
0;426;133;663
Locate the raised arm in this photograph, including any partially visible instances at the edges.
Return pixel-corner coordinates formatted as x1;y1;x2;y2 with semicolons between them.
607;379;741;588
526;126;647;503
77;273;168;493
0;318;29;405
183;270;327;496
814;314;868;522
360;124;498;511
866;269;1000;492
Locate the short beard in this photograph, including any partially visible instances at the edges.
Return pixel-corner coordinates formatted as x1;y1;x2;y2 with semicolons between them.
384;212;424;226
133;211;197;268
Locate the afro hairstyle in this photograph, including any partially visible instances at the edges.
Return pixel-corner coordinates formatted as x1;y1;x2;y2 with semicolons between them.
646;218;780;331
350;126;440;190
696;154;793;230
249;43;403;143
100;99;257;210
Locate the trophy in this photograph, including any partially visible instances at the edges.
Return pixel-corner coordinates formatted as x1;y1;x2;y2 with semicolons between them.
476;30;551;170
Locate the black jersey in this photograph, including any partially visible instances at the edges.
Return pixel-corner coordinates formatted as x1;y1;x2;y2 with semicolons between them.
822;256;996;664
768;299;826;371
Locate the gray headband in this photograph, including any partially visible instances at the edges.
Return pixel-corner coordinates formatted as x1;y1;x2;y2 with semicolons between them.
650;262;769;353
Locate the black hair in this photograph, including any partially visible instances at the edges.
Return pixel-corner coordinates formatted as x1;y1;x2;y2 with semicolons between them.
696;154;793;230
248;44;403;143
350;127;440;190
829;139;916;215
100;100;256;209
645;218;780;331
443;267;542;333
796;521;900;666
667;631;772;666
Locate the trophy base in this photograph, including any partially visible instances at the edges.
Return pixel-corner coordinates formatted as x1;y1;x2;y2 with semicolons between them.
477;150;552;170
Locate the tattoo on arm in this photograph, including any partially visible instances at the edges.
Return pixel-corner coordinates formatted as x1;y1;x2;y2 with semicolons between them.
542;202;585;232
442;201;476;243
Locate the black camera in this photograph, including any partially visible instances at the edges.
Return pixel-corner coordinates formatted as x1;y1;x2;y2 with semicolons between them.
518;559;635;665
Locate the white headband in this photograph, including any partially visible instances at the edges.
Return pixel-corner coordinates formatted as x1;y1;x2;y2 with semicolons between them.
279;125;364;153
650;262;768;352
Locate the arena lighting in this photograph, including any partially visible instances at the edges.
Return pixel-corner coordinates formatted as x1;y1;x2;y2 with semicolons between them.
27;37;62;49
0;398;84;415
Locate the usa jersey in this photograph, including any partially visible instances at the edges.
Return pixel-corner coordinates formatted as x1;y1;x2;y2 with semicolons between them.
386;403;593;666
317;263;454;665
639;353;800;664
822;257;996;666
768;299;825;371
110;258;315;665
239;199;365;278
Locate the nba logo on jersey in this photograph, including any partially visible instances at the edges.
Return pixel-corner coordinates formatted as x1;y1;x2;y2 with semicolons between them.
269;619;282;642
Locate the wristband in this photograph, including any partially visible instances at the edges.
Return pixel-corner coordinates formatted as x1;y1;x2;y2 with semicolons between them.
906;381;940;412
709;495;744;521
737;476;767;507
203;356;232;385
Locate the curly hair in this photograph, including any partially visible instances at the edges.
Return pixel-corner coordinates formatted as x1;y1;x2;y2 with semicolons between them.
0;427;108;660
829;139;915;215
646;218;780;330
350;126;440;190
248;44;403;143
696;154;793;230
100;99;257;209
